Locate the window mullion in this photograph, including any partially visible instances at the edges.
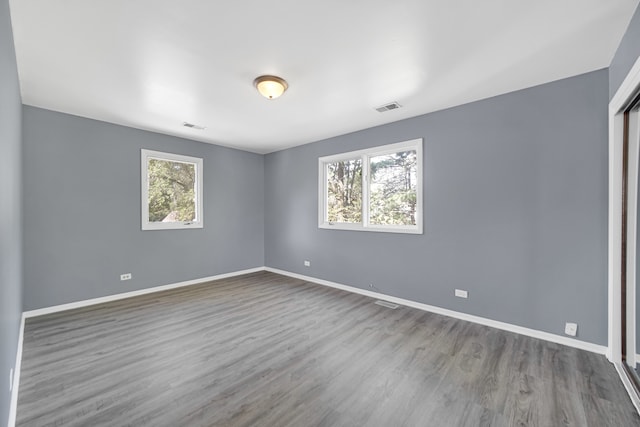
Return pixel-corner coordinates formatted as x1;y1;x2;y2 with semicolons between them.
362;154;370;228
323;162;329;223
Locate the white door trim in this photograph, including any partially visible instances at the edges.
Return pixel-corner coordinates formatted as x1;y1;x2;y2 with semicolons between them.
608;54;640;413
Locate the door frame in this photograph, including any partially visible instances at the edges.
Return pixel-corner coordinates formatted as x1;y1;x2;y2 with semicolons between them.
609;54;640;413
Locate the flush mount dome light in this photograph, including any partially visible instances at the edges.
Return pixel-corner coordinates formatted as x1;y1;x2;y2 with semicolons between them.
254;75;288;100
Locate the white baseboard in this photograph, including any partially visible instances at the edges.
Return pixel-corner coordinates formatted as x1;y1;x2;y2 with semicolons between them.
11;267;264;426
23;267;265;318
18;266;609;356
265;267;608;355
10;264;608;427
7;313;25;427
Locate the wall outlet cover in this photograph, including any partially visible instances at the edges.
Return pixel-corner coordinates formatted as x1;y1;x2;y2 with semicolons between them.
565;322;578;337
304;260;311;267
120;273;132;281
454;289;468;299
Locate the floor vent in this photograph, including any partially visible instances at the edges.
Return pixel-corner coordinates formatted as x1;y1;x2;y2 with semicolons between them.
375;300;400;309
375;102;402;112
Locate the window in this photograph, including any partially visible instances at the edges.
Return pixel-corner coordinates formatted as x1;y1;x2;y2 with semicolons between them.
141;149;203;230
318;139;422;234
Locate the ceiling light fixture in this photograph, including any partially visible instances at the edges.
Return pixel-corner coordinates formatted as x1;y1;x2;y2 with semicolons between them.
254;75;288;100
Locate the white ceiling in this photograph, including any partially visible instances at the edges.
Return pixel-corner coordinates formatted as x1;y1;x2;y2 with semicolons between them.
9;1;639;154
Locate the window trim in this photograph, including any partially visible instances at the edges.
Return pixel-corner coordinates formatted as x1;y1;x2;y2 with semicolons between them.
141;149;203;231
318;138;423;234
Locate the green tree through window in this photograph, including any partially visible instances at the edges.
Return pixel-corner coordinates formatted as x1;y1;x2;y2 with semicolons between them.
369;150;417;226
327;158;362;223
148;158;196;222
319;139;422;234
141;149;203;230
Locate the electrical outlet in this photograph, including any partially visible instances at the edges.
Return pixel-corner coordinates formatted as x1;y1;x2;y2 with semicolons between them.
9;368;13;391
565;322;578;337
120;273;132;281
304;260;311;267
455;289;468;299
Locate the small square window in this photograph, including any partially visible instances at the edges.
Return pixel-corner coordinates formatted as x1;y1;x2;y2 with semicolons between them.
141;149;203;230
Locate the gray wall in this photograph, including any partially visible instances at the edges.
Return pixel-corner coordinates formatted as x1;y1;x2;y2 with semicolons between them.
0;0;22;423
610;3;640;99
265;69;609;345
23;106;264;310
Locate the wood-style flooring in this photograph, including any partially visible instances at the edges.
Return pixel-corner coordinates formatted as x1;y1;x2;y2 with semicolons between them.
16;271;640;426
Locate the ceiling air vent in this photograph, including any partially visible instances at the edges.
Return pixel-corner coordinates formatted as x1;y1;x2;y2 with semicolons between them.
183;122;206;130
375;102;402;113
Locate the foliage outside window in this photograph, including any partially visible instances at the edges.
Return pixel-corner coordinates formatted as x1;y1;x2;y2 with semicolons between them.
319;139;423;234
141;149;203;230
327;158;363;223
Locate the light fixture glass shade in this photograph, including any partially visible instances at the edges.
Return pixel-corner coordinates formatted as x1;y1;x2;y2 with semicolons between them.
254;75;288;99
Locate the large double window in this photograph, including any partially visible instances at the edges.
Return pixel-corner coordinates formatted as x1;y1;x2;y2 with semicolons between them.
318;139;423;234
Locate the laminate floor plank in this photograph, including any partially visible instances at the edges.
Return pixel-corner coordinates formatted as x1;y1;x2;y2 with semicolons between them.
16;271;640;426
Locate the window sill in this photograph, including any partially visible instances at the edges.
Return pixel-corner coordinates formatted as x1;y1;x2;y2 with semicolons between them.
318;222;422;235
142;222;203;231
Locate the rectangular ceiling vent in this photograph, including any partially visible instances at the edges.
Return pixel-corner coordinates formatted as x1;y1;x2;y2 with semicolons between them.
374;300;400;309
375;102;402;113
183;122;206;130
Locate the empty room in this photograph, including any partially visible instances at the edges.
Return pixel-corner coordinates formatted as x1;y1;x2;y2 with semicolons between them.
4;1;640;426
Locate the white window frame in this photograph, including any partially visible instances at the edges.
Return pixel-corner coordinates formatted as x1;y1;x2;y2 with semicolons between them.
141;149;203;230
318;138;423;234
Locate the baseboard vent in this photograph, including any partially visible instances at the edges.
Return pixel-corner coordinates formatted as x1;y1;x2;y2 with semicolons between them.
375;300;400;309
